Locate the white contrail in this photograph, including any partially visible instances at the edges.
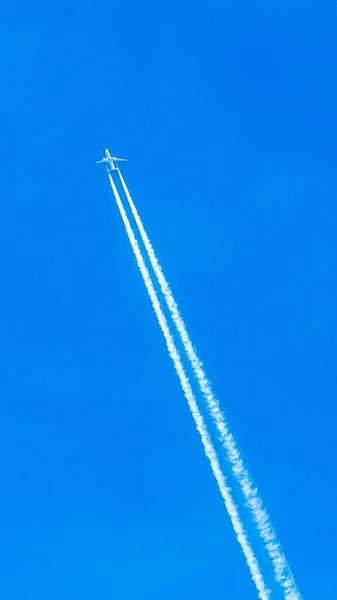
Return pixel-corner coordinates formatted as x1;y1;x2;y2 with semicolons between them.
117;168;301;600
106;170;270;600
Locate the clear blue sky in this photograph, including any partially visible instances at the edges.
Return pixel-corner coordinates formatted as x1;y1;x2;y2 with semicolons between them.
0;2;336;598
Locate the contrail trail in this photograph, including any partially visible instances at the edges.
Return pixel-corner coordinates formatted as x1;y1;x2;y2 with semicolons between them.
117;168;301;600
106;170;270;600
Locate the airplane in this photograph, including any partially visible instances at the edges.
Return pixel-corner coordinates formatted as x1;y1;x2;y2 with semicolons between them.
96;149;127;171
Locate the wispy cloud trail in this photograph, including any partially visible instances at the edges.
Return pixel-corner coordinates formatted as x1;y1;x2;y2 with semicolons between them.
117;168;301;600
107;170;270;600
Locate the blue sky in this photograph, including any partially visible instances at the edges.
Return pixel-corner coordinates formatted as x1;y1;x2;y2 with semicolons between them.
1;2;336;598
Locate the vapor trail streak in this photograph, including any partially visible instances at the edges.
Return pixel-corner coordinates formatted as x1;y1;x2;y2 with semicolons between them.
107;170;269;600
117;169;301;600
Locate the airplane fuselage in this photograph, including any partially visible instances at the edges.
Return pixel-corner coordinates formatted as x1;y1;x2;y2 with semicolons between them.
104;149;116;170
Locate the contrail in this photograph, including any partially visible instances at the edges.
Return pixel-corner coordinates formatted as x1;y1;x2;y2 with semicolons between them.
117;168;301;600
106;170;270;600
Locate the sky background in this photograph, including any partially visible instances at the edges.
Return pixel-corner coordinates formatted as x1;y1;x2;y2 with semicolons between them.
1;1;337;598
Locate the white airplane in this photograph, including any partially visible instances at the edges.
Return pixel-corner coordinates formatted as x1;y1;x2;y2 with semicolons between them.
96;149;127;171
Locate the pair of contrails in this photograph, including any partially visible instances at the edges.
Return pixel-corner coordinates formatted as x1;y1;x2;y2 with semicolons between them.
97;151;302;600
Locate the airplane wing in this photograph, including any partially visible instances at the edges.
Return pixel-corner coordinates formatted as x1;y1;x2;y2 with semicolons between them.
114;157;128;162
95;159;106;164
